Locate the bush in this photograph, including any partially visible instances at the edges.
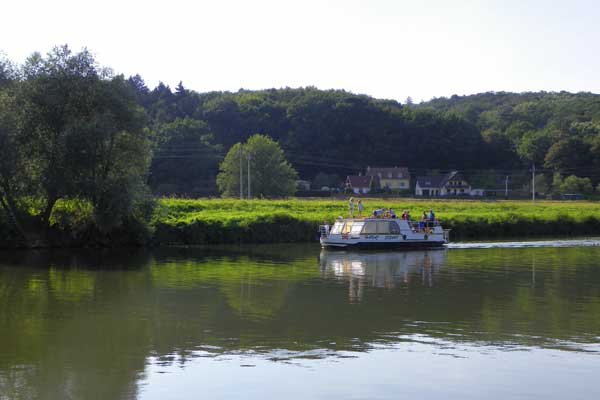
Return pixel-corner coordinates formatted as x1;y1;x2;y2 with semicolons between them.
560;175;593;194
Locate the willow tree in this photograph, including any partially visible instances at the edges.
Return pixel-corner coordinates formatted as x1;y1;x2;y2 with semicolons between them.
217;134;297;198
0;46;153;241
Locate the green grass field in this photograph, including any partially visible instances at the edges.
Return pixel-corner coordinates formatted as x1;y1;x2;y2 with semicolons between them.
152;198;600;244
3;197;600;247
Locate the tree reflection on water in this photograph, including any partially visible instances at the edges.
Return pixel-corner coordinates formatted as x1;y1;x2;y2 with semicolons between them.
1;245;600;399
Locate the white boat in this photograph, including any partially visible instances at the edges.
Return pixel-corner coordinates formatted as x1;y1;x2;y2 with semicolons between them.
319;217;450;249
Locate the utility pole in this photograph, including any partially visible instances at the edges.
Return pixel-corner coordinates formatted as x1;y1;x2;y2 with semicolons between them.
247;153;251;200
505;175;509;199
532;164;536;202
239;145;243;200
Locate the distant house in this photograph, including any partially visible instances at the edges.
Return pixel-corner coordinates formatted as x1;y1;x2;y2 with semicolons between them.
346;175;380;195
415;171;471;196
366;167;410;191
296;180;311;191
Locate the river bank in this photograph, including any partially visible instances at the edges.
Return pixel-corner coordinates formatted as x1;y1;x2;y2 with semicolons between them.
3;198;600;248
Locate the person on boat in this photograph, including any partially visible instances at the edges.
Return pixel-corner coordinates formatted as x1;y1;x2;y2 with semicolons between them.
428;209;435;228
349;197;355;218
373;208;384;218
401;210;407;220
357;200;363;218
390;209;397;219
419;212;427;231
403;210;408;221
322;221;330;235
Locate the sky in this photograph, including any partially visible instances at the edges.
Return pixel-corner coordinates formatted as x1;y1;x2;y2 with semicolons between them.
1;0;599;102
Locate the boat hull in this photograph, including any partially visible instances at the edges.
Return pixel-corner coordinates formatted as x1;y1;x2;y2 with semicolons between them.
320;239;446;250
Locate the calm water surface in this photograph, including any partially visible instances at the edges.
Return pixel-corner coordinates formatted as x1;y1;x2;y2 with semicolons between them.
1;242;600;399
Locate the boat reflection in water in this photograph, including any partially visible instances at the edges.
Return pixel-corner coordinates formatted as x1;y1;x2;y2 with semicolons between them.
319;249;447;301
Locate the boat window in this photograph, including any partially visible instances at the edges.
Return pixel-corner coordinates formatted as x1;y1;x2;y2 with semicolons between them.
341;221;353;234
389;221;400;234
361;221;377;234
330;222;344;234
376;221;391;234
350;222;364;235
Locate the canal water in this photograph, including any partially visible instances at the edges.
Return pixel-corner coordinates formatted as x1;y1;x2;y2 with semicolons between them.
1;242;600;399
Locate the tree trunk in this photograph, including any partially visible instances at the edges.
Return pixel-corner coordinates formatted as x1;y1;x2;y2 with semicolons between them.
0;183;29;242
40;194;58;241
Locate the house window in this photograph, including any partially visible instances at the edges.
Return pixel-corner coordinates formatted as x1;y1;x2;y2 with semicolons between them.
400;182;405;187
388;172;392;178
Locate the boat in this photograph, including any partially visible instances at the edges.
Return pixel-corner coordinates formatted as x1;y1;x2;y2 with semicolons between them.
319;217;450;249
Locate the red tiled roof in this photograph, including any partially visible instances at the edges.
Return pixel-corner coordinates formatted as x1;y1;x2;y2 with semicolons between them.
347;175;379;188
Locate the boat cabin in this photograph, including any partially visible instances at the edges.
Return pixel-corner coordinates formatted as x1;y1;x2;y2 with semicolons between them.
330;219;402;236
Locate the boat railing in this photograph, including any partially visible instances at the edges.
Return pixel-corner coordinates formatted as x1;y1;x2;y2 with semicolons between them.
319;225;330;238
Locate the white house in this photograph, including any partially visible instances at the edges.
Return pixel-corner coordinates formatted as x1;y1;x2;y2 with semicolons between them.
365;167;411;191
415;171;472;196
346;175;380;194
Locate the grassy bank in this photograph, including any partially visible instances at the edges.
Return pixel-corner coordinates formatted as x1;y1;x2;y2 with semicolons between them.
152;198;600;245
3;198;600;248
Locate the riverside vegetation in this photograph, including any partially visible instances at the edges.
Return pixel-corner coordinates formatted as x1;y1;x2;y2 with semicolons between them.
3;46;600;248
3;198;600;248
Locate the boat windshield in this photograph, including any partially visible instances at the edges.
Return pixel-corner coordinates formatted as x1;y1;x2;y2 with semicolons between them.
361;220;401;234
341;221;353;234
361;221;377;234
330;222;344;235
350;222;364;235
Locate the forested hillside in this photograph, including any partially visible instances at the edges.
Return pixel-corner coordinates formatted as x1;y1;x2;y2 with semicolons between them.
132;81;600;196
132;82;498;195
420;91;600;173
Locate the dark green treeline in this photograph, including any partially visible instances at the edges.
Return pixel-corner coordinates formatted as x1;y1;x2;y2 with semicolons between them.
136;82;600;196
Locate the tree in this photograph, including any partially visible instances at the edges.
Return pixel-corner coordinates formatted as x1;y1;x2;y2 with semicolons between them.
517;130;554;165
126;74;150;106
560;175;593;194
0;52;16;88
312;172;339;190
544;137;592;172
551;172;563;196
149;118;221;196
0;87;32;239
0;46;153;239
217;134;297;198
